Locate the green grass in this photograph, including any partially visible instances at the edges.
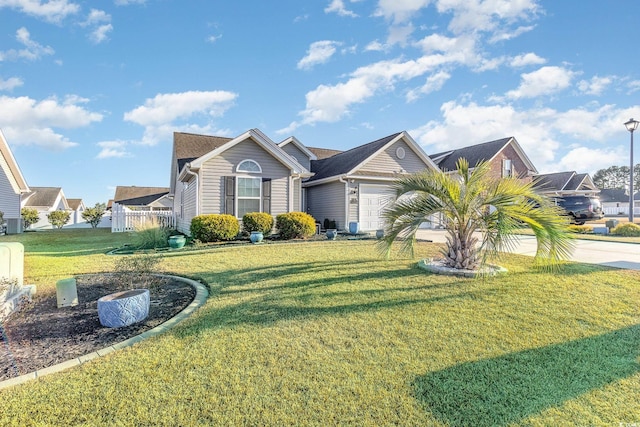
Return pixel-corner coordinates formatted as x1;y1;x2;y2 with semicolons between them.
1;230;639;426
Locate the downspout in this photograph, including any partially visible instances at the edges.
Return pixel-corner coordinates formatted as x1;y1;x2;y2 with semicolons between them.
183;163;199;216
338;176;349;231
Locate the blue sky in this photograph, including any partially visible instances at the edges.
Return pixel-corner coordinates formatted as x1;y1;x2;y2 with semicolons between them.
1;0;639;206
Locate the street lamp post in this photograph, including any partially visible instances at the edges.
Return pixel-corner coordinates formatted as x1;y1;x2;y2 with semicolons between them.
625;118;640;223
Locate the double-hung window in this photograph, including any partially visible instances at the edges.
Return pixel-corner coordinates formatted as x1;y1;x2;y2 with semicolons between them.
502;159;512;178
237;177;261;217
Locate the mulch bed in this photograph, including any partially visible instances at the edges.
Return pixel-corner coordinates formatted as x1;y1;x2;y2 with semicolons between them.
0;274;196;382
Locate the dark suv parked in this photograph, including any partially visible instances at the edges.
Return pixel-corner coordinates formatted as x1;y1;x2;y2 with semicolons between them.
554;196;604;225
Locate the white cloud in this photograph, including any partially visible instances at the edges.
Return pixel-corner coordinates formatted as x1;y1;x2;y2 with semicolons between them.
0;27;54;62
124;90;238;145
577;75;613;96
90;24;113;44
325;0;358;17
115;0;145;4
504;66;576;100
374;0;431;24
281;34;482;133
0;94;102;150
510;52;546;67
557;146;627;174
0;76;24;91
629;80;640;93
297;40;341;70
365;40;385;52
81;9;112;44
96;140;130;159
206;34;222;44
489;25;535;43
406;70;451;102
0;0;80;23
437;0;539;36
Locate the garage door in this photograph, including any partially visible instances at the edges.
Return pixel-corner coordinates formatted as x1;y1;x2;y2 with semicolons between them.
359;185;394;231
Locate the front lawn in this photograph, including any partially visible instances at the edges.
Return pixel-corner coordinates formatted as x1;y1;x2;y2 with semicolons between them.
1;230;638;425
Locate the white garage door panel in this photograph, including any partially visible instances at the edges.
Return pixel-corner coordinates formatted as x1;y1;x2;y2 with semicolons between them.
359;185;393;231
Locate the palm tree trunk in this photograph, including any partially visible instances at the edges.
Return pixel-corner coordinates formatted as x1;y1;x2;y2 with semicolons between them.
443;227;480;270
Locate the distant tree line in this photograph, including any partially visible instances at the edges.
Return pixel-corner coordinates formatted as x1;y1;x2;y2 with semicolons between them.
593;164;640;189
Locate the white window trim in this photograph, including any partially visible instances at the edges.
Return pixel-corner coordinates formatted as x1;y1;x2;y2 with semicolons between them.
502;159;513;178
236;159;262;173
236;176;262;218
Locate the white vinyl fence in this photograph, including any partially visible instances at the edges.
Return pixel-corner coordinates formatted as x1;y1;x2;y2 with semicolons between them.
111;204;175;232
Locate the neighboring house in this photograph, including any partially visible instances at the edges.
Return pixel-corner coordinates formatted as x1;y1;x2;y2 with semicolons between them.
112;186;172;211
0;130;30;234
66;198;86;226
304;131;439;231
599;188;639;216
20;187;70;230
532;171;600;198
430;136;538;183
170;129;313;235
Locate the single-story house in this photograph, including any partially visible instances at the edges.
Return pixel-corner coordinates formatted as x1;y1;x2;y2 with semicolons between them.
304;131;439;231
170;129;313;235
66;198;86;226
20;187;70;230
0;129;30;234
112;186;172;211
598;188;639;216
429;136;538;183
532;171;600;198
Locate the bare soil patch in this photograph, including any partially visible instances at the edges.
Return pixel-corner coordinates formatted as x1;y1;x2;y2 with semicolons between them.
1;274;196;381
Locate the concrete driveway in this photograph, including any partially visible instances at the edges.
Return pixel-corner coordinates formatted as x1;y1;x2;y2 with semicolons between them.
416;229;640;271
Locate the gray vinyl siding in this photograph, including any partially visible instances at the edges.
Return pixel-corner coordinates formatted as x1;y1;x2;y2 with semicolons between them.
360;140;427;174
177;178;198;235
281;144;311;171
293;178;301;211
200;139;290;217
306;180;346;230
0;154;21;219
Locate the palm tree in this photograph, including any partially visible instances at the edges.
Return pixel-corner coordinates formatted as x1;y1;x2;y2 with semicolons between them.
378;158;574;270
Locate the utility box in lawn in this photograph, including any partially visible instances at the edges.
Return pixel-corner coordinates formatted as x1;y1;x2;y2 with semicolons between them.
0;242;36;321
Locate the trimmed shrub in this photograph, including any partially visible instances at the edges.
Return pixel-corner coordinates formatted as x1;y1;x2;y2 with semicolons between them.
568;224;591;234
190;214;240;242
242;212;274;235
21;208;39;229
47;210;71;229
611;222;640;237
276;212;316;240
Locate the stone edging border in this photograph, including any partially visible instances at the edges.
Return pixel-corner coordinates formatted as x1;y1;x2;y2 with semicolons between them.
417;258;508;278
0;274;208;390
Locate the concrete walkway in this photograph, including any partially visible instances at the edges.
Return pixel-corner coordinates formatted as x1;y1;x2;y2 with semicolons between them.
416;229;640;271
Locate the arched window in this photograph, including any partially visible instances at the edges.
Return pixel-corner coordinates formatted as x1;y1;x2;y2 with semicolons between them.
236;159;262;173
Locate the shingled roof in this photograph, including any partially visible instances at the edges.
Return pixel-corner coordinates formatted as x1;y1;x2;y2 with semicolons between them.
67;199;84;210
22;187;65;208
307;132;403;182
114;186;170;206
531;171;576;192
599;188;631;203
173;132;233;172
429;137;513;171
307;147;343;160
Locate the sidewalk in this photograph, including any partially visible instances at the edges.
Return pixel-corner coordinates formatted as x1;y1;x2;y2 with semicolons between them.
416;229;640;271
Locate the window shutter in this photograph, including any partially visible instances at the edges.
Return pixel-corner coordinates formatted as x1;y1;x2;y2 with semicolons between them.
262;178;271;214
225;176;235;215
